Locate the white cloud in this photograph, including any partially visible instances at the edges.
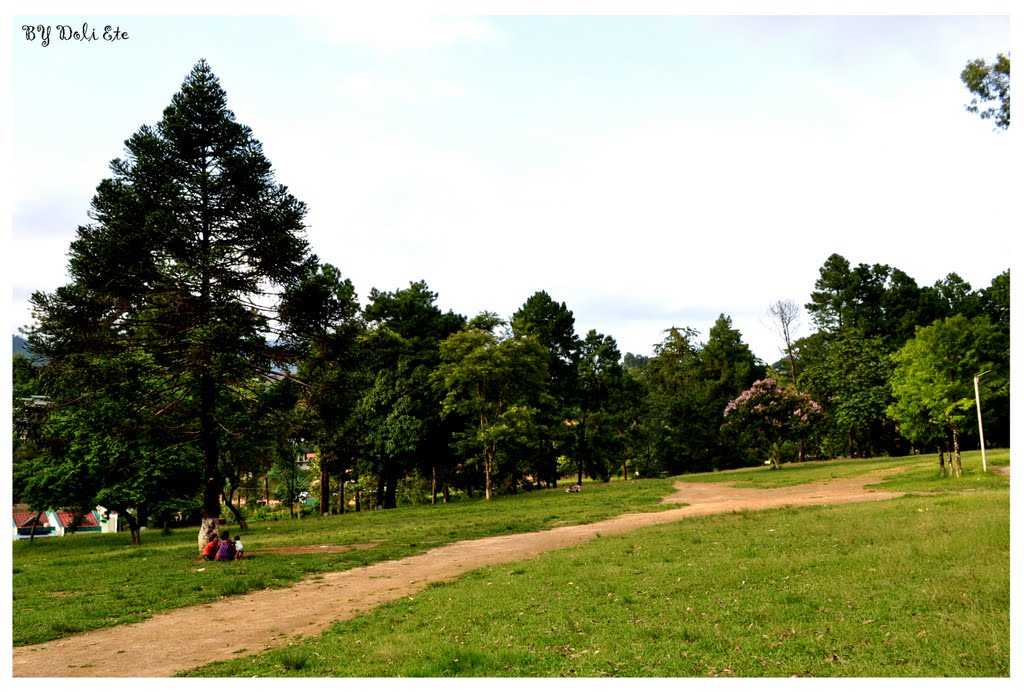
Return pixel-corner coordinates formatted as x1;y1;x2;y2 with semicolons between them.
250;100;1010;360
302;15;500;51
336;72;465;106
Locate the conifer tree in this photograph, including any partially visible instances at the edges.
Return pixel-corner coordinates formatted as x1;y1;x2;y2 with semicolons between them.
28;60;313;548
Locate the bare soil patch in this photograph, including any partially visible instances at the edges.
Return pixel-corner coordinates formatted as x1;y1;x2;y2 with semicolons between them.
13;465;909;677
252;542;380;556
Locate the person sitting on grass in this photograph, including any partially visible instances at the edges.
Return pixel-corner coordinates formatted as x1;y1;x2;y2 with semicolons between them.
201;534;220;561
234;534;244;560
215;530;236;561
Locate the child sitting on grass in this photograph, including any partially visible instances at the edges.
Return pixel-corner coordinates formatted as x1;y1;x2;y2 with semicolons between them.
215;530;236;561
234;534;244;560
201;535;220;561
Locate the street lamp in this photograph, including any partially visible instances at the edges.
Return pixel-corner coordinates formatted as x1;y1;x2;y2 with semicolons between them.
974;370;991;472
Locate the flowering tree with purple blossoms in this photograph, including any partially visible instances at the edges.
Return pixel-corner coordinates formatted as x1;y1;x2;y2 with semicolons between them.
723;378;823;469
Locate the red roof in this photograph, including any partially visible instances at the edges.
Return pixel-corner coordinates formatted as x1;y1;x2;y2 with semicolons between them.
13;512;50;528
56;511;99;528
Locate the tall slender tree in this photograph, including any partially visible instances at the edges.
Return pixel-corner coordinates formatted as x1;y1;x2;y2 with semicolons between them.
280;263;365;515
511;292;580;485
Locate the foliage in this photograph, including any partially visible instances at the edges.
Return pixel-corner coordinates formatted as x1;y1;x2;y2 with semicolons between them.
14;351;202;543
25;60;313;531
799;332;894;458
357;281;464;508
723;378;823;468
574;330;627;483
282;263;366;513
888;315;1008;460
806;254;942;347
511;291;581;485
435;323;549;499
637;322;764;474
961;53;1010;130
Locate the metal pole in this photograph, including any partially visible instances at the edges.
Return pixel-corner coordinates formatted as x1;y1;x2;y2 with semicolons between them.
974;371;990;473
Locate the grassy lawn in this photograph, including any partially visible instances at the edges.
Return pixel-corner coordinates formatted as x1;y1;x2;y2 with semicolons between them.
188;487;1009;677
680;449;1006;489
14;449;1008;657
12;476;675;646
868;449;1009;493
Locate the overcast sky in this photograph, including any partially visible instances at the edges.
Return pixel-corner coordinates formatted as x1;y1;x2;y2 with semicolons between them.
10;14;1012;361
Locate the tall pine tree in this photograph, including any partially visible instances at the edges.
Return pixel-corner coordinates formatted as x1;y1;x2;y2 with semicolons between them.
28;61;313;549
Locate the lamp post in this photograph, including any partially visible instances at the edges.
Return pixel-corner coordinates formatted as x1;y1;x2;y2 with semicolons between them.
974;370;991;472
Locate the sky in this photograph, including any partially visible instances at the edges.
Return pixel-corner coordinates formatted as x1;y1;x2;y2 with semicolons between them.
9;14;1013;362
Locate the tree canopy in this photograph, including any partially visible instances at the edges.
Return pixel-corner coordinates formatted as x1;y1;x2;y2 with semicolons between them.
961;53;1010;130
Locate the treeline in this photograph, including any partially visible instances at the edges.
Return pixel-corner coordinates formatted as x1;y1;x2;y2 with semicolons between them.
13;256;1009;534
793;256;1009;460
9;61;1011;543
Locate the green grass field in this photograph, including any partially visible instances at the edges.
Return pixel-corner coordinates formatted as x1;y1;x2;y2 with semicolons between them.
188;454;1009;676
14;449;1009;677
12;475;675;646
681;448;1008;489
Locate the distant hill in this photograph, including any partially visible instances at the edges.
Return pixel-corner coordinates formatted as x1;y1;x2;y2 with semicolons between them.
13;335;46;362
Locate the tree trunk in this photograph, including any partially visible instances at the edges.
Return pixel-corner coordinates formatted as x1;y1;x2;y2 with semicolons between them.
223;490;248;530
938;445;946;476
443;484;450;503
484;445;494;501
431;464;437;505
577;420;586;486
355;487;362;512
198;515;219;551
265;474;271;504
28;511;43;542
121;509;142;546
384;472;398;509
337;468;346;514
375;472;386;509
320;455;331;516
952;429;962;478
198;370;221;548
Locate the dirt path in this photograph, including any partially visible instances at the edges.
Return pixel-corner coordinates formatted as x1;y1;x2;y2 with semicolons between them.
13;466;909;677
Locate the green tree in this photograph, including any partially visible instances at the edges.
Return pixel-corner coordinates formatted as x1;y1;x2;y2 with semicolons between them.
699;315;766;468
888;315;1008;476
435;322;549;500
217;375;303;527
978;270;1009;329
26;61;313;550
511;291;581;485
574;330;626;484
723;378;823;469
358;281;464;508
281;263;366;514
14;352;202;543
800;332;895;458
961;54;1010;130
806;255;934;347
638;327;710;474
